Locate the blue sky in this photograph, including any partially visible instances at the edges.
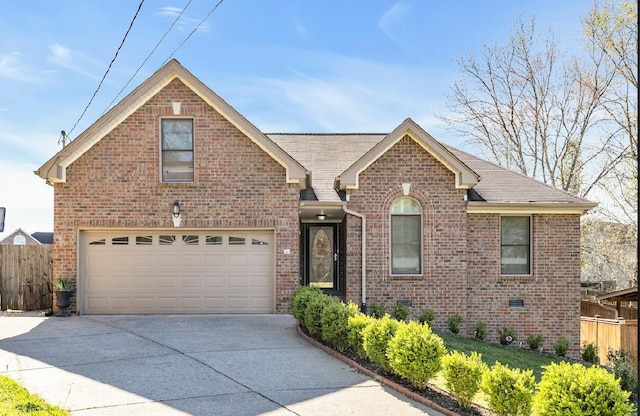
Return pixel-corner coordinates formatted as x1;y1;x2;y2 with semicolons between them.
0;0;593;239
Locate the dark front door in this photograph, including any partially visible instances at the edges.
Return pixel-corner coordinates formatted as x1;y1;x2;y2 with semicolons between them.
306;224;340;295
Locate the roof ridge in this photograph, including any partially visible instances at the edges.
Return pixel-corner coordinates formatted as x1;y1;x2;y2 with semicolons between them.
266;132;388;136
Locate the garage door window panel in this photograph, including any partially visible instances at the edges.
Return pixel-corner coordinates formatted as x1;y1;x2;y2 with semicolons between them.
161;119;194;182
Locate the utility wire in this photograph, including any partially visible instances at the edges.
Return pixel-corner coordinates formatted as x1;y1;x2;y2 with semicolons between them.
103;0;194;113
66;0;145;138
162;0;225;64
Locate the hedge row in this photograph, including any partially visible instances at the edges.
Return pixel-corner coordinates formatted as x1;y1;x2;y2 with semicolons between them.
290;288;635;415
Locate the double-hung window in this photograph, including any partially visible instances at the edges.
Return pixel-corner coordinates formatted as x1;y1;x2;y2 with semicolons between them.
161;119;194;182
500;216;531;275
391;197;422;275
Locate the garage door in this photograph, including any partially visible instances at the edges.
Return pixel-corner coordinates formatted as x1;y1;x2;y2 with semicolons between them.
80;230;274;314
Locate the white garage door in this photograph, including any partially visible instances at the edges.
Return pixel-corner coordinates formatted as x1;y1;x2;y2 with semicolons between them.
80;230;274;314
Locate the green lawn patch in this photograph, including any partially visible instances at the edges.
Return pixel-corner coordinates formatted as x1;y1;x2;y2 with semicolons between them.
0;375;71;416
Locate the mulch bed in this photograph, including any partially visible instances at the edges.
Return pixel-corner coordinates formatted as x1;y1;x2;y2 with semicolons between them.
297;325;494;416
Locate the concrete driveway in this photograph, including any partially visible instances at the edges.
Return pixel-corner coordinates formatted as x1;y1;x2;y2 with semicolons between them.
0;314;444;415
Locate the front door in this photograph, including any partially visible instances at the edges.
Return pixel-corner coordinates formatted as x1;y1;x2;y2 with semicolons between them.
306;224;340;295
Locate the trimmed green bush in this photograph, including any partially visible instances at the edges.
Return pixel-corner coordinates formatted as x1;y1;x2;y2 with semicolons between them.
290;286;322;323
320;299;351;351
362;315;401;372
581;341;599;364
447;313;464;334
473;320;487;340
387;321;447;389
480;362;535;416
526;334;544;351
497;327;518;346
303;294;333;338
367;302;386;318
553;337;570;356
391;302;409;322
441;351;488;408
533;361;633;416
347;312;375;358
417;308;436;326
607;348;638;405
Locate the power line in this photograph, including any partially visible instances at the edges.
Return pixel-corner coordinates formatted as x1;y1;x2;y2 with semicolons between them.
66;0;145;138
103;0;194;113
162;0;226;64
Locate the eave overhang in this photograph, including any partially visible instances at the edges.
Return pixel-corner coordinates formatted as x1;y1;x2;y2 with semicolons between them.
466;201;598;215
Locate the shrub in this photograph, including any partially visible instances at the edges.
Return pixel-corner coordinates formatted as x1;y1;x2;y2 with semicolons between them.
447;313;465;334
417;308;436;326
387;321;447;389
473;320;487;340
303;294;333;338
362;315;401;372
290;286;322;323
607;348;638;405
347;312;375;358
533;361;633;416
391;302;410;322
367;302;386;318
480;362;535;416
581;341;599;364
441;351;488;408
553;337;570;356
525;334;544;351
320;299;351;351
497;327;518;346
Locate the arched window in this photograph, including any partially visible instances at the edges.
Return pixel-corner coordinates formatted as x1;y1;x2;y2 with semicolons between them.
390;197;422;275
13;235;26;245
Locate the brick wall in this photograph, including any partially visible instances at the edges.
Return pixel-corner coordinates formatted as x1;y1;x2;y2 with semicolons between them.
53;78;300;313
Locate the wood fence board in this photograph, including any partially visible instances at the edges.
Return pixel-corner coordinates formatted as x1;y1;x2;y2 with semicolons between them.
580;317;637;368
0;245;53;311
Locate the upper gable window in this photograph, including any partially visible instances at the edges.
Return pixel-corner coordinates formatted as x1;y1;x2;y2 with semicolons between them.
161;119;194;182
390;197;422;275
501;216;531;275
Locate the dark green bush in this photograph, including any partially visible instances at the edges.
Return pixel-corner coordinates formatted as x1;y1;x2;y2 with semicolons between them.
497;327;518;346
525;334;544;351
480;362;535;416
533;361;633;416
367;302;386;318
581;341;599;364
473;320;487;340
387;321;446;389
347;312;375;358
441;351;487;408
607;348;638;405
447;313;465;334
391;302;410;322
303;294;333;338
290;286;323;323
320;299;351;352
417;308;436;326
362;315;401;372
553;337;570;356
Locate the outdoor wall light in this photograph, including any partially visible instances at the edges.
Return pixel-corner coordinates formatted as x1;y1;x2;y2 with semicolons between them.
172;201;182;227
316;210;326;221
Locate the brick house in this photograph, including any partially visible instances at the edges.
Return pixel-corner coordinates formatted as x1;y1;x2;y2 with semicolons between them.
36;60;595;355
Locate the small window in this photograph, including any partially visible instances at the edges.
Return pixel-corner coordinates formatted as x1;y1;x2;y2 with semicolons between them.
89;238;106;245
183;235;199;245
159;235;176;245
13;235;27;245
229;236;245;245
252;239;269;246
206;236;222;245
501;216;531;275
112;236;129;245
390;197;422;275
161;119;194;182
136;236;153;245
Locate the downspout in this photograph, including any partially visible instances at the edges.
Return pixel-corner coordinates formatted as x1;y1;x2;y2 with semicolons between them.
343;205;367;313
599;302;619;319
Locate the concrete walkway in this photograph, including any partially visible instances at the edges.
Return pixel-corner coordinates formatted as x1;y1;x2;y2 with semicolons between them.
0;314;445;415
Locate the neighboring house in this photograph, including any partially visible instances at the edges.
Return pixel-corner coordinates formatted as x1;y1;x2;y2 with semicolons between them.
36;60;595;356
31;232;53;244
0;228;41;245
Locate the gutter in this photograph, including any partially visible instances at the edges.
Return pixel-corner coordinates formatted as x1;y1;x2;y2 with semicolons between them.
343;206;367;313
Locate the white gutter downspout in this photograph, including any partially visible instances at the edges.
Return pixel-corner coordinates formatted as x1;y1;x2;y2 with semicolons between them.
343;206;367;312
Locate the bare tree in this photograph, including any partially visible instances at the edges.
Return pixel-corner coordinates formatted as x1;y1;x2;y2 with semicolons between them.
442;17;625;198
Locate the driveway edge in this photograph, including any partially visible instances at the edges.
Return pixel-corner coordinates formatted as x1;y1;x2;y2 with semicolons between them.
296;324;461;416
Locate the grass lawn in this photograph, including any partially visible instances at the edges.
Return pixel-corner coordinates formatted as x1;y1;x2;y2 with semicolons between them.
0;375;71;416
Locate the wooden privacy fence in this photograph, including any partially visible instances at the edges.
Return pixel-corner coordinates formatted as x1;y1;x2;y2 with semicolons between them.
580;316;637;368
0;245;53;311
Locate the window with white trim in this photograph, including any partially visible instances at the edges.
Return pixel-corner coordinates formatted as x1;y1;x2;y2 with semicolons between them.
501;216;531;275
391;197;422;275
161;119;194;182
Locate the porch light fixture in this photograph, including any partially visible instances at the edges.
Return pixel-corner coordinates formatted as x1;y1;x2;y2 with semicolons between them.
172;201;181;227
316;210;326;221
